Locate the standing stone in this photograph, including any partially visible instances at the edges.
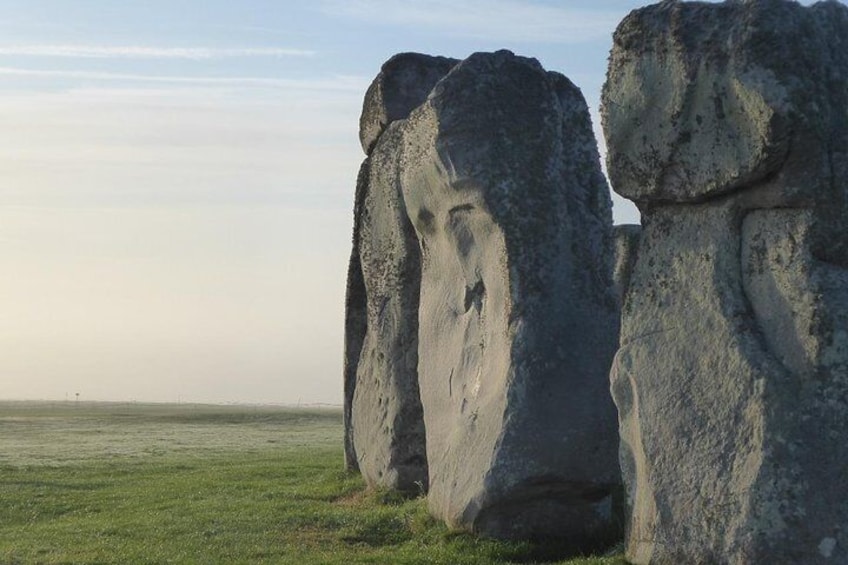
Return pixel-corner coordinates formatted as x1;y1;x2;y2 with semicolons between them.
603;1;848;562
400;50;620;544
343;53;456;489
343;161;369;472
359;53;459;156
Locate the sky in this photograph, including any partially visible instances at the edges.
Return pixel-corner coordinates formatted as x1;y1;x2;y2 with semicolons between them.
0;0;824;405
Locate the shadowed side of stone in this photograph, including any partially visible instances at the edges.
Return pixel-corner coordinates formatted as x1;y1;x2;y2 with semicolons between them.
343;160;369;472
359;53;459;156
343;53;457;490
400;50;620;545
603;1;848;562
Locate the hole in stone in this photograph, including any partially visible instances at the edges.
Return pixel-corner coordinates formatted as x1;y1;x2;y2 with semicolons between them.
463;280;485;312
417;208;435;234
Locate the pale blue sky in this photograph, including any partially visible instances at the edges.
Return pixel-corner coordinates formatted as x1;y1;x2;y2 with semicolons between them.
0;0;823;404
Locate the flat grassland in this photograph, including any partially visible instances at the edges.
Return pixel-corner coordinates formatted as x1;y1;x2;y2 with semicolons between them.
0;401;625;564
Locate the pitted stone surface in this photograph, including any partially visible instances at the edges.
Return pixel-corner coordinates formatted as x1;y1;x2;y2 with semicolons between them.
359;53;458;156
603;0;848;214
400;50;620;544
349;123;427;493
343;160;369;472
604;1;848;563
343;53;454;487
613;224;641;306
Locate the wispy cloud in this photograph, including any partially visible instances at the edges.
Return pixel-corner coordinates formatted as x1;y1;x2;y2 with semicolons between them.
320;0;622;43
0;66;366;91
0;45;315;59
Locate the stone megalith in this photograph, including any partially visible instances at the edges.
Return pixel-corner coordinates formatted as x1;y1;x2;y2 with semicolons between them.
602;1;848;562
343;53;456;488
343;160;368;472
359;53;459;156
399;50;620;543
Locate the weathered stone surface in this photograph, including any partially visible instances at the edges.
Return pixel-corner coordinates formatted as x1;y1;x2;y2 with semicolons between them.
612;202;782;564
350;123;427;493
612;224;641;306
603;0;848;212
344;53;455;488
343;161;369;472
604;1;848;562
359;53;458;156
740;208;848;563
400;50;620;543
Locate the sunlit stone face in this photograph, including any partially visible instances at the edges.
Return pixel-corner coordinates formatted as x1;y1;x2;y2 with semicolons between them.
400;50;620;544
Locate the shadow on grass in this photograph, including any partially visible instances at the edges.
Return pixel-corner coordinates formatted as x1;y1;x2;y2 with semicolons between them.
335;485;626;563
340;513;415;547
491;536;624;564
434;528;625;564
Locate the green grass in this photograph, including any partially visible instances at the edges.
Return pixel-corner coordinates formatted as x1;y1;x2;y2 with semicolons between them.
0;401;626;564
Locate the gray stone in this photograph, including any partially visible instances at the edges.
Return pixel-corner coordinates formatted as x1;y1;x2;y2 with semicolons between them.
603;1;848;562
603;0;848;218
344;53;456;488
343;160;369;472
359;52;458;156
350;123;427;493
400;50;620;543
613;224;641;306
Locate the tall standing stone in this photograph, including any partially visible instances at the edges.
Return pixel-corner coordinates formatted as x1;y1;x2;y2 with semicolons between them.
400;50;620;543
343;160;369;472
603;1;848;562
343;53;456;490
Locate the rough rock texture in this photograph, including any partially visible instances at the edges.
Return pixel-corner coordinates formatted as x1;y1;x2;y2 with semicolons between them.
344;53;456;488
350;123;427;493
604;0;848;222
343;161;369;472
612;224;641;305
603;1;848;563
400;50;620;543
359;53;459;156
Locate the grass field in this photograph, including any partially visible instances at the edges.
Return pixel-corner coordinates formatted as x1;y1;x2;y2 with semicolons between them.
0;401;625;564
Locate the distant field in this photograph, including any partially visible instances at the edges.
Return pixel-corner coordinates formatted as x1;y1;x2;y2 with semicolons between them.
0;401;624;564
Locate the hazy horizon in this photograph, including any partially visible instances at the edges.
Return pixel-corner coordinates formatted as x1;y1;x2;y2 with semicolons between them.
1;0;825;405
